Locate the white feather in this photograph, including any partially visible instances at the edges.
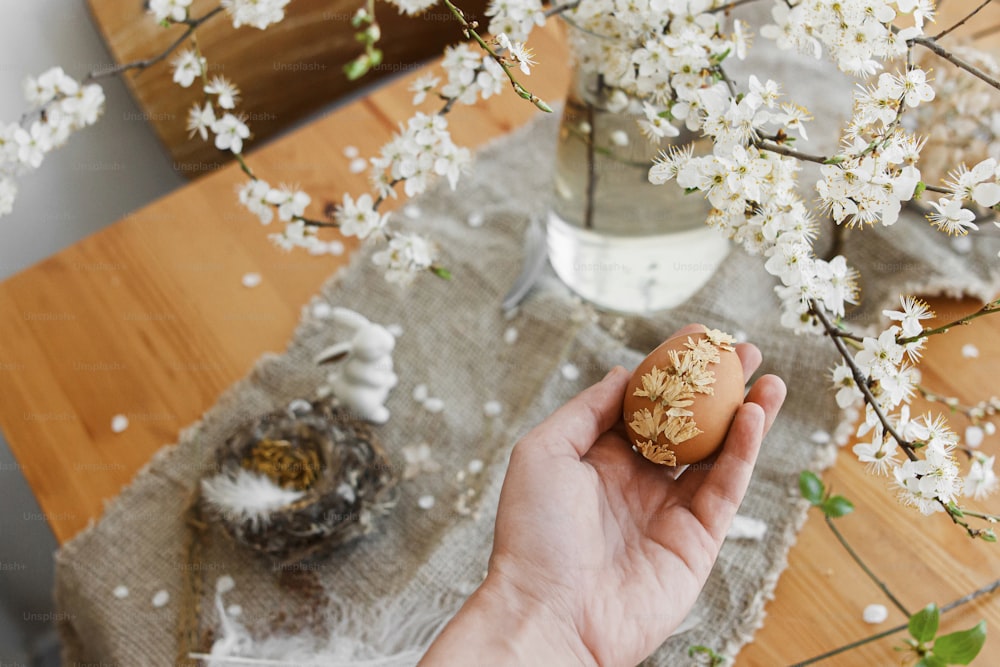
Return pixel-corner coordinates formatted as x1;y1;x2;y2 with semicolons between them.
201;469;305;531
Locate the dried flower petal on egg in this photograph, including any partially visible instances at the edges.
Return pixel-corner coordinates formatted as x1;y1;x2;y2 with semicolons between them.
623;328;742;466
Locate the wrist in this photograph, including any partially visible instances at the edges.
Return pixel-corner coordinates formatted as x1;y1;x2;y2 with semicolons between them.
420;572;596;667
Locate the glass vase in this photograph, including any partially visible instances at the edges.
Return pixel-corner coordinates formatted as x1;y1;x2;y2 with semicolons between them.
547;20;730;314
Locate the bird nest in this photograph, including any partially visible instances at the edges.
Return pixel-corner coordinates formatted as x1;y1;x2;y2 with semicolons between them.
201;399;397;567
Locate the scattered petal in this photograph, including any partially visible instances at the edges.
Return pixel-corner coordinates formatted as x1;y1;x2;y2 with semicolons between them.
152;590;170;608
111;414;129;433
467;458;484;474
560;363;580;381
727;514;767;540
966;425;985;448
985;423;997;436
862;604;888;624
417;494;435;510
343;145;359;159
403;205;421;220
113;585;129;599
412;384;429;403
349;157;367;174
503;326;518;345
241;272;262;288
466;211;485;227
216;575;235;594
424;397;445;413
483;400;502;417
810;430;831;444
610;130;629;147
962;343;979;358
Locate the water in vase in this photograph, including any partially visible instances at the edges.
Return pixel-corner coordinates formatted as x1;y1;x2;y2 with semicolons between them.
547;96;731;314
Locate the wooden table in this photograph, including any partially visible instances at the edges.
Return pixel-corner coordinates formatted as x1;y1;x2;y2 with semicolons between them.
2;18;999;667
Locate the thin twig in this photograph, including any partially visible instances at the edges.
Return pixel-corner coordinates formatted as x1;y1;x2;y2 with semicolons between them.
825;516;911;616
84;7;226;83
910;36;1000;91
933;0;995;41
897;298;1000;344
787;577;1000;667
545;0;581;18
808;299;917;461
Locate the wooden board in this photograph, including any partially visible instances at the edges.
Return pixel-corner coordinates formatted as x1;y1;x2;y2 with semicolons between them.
85;0;489;177
4;11;1000;666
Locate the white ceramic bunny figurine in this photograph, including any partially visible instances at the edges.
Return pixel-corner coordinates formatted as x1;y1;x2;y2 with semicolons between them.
315;308;398;424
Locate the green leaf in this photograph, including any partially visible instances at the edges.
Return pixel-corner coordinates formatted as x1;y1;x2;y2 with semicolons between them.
430;265;453;280
914;181;927;199
368;48;383;68
982;529;997;543
823;155;845;165
916;656;948;667
932;621;986;664
344;55;371;81
822;495;855;518
799;470;825;506
909;604;940;644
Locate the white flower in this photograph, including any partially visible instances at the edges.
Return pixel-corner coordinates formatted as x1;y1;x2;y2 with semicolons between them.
221;0;290;30
496;33;535;75
211;113;250;153
187;101;216;140
149;0;193;23
204;76;241;109
265;185;311;222
831;362;862;409
58;84;105;127
0;177;17;217
852;437;899;476
883;295;933;339
965;454;998;500
926;197;978;236
486;0;545;42
638;102;679;142
237;179;273;224
855;327;904;381
23;66;78;107
409;74;440;106
335;193;387;239
372;233;436;285
171;49;205;88
14;122;53;169
946;158;1000;209
386;0;438;16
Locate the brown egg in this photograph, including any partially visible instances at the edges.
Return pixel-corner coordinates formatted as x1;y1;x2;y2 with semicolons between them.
623;328;744;466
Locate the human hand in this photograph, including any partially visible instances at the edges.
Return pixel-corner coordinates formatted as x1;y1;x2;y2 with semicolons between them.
420;325;786;666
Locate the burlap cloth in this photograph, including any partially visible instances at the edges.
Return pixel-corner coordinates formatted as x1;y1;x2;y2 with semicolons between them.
54;103;1000;664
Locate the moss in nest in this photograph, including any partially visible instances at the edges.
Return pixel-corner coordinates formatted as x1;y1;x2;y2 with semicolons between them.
242;438;323;491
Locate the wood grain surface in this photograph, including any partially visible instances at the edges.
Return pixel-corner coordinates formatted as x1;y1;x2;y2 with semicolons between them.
86;0;489;177
4;11;1000;666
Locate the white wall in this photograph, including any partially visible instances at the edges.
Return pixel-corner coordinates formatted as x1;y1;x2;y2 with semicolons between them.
0;1;184;660
0;0;185;279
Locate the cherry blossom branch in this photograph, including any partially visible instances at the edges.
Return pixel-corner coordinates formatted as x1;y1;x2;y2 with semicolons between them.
897;297;1000;345
909;35;1000;91
544;1;582;18
808;299;917;462
442;0;553;112
933;0;995;41
917;386;1000;426
790;577;1000;667
83;7;225;83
